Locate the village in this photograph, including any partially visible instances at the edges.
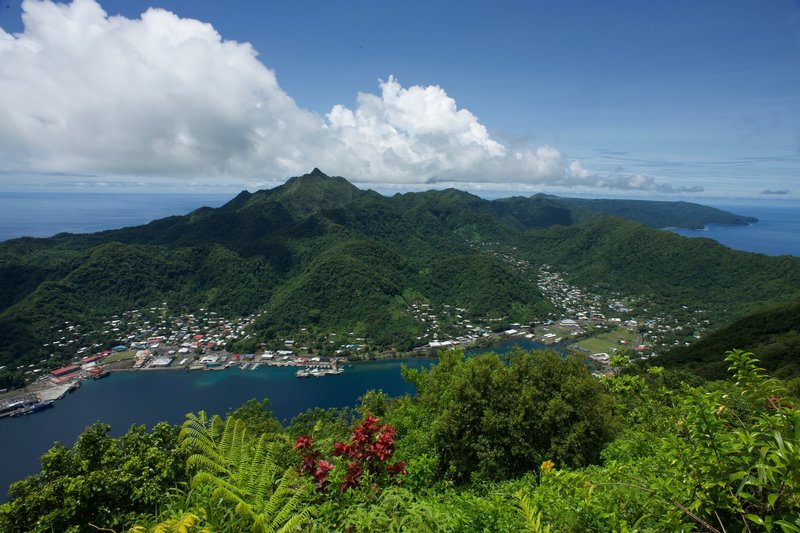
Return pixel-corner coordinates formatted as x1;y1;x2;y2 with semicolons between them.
1;254;714;418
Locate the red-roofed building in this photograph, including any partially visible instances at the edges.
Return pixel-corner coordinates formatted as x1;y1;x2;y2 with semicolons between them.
51;364;81;384
51;364;80;377
81;354;106;364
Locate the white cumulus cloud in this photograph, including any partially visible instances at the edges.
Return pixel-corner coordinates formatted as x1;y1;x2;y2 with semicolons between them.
325;76;518;182
0;0;324;179
0;0;696;194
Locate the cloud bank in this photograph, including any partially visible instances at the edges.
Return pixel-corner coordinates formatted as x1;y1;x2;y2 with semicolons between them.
0;0;694;193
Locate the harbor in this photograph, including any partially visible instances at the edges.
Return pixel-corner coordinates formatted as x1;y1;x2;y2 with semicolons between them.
0;380;79;418
0;356;432;502
0;394;53;418
0;347;351;420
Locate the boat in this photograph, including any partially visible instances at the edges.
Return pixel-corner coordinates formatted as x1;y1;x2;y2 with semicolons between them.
295;365;344;378
10;400;54;416
29;400;54;413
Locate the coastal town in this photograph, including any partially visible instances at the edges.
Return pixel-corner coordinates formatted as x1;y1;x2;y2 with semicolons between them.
0;257;715;418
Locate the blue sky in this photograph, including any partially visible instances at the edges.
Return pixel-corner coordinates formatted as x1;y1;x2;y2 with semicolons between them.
0;0;798;199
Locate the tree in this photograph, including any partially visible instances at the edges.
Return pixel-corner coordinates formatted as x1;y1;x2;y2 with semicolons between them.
226;398;283;437
0;422;187;532
402;349;618;484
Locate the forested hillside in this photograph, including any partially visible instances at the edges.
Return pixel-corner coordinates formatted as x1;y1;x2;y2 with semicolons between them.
516;217;800;320
657;297;800;379
1;169;797;383
547;195;758;228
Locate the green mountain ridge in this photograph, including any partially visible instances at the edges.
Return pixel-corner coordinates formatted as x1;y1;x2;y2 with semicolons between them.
3;170;800;531
0;170;795;384
515;216;800;319
538;195;758;229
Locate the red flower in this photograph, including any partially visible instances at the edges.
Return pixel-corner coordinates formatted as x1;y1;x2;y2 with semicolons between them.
370;440;391;461
332;441;350;457
362;415;379;431
340;462;364;491
316;459;334;475
387;461;407;476
294;435;313;450
767;395;781;409
296;417;406;493
312;459;334;489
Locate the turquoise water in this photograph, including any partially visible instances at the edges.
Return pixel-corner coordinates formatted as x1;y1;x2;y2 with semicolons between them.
0;339;546;500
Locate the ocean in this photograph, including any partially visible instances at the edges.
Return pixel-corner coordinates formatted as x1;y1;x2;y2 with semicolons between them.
667;203;800;256
0;192;232;241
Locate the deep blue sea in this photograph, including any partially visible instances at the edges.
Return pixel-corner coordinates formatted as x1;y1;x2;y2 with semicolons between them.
667;203;800;256
0;192;232;241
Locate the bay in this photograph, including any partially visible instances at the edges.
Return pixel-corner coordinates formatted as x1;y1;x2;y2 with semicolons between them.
0;338;546;501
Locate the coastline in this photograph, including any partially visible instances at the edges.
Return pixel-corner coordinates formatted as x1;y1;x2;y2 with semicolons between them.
1;331;572;418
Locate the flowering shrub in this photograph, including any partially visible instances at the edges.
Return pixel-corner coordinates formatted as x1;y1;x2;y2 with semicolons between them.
295;416;407;493
294;435;333;490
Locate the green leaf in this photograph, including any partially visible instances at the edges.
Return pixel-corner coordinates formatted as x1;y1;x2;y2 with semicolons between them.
768;493;779;509
775;520;800;533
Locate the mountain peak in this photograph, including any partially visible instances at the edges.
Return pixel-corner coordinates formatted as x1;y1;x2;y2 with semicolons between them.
266;169;364;217
282;169;359;191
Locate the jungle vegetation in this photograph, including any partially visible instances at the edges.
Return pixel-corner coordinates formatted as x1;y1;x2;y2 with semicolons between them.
1;348;798;532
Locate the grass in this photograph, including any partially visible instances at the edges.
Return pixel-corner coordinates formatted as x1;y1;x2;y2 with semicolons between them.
574;327;636;354
103;350;136;363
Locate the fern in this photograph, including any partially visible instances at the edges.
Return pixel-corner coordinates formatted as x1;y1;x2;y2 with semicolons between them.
514;490;551;533
152;511;209;533
179;411;313;532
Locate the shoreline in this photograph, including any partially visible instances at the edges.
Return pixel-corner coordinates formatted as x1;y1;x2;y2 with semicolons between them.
1;332;570;418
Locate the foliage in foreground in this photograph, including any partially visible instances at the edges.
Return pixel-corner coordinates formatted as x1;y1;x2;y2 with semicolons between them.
150;411;313;532
0;422;187;533
1;348;799;532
